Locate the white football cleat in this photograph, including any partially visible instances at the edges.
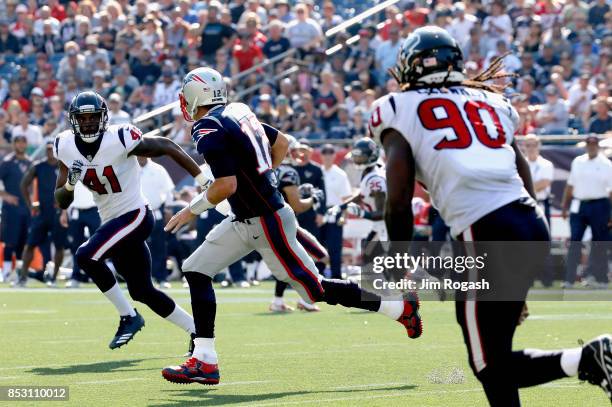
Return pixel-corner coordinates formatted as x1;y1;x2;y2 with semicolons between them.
269;302;295;313
296;299;320;312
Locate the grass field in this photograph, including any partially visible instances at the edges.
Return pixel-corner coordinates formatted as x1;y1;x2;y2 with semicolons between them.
1;282;611;407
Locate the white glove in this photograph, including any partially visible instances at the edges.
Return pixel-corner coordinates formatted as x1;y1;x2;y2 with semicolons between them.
311;188;324;211
346;202;365;218
66;160;83;190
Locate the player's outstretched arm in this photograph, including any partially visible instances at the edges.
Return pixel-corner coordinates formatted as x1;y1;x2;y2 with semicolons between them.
54;161;74;210
129;136;203;180
511;141;536;199
382;129;415;241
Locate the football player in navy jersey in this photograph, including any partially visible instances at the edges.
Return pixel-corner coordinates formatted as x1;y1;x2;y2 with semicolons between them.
161;67;422;385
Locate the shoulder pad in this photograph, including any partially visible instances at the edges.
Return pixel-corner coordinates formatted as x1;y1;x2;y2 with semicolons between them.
368;93;398;143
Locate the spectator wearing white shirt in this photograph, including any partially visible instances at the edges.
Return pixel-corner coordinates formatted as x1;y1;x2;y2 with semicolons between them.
561;136;612;288
524;134;554;224
138;156;176;287
484;40;521;73
107;93;131;126
567;73;597;130
153;69;181;109
320;144;352;279
448;2;477;46
536;85;569;135
482;0;512;53
285;4;322;53
11;111;43;147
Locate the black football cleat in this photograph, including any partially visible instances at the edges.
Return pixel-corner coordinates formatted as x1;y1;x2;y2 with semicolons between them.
397;291;423;339
162;357;220;385
109;309;145;349
578;334;612;403
184;333;196;357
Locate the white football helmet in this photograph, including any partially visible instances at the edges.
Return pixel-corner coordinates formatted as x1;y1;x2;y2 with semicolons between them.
180;67;227;121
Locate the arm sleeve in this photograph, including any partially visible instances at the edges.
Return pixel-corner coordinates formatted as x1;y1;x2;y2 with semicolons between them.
262;122;279;145
119;124;144;155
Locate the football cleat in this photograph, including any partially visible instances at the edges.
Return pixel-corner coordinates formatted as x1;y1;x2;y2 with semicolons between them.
109;309;145;349
162;357;220;385
296;300;320;312
397;292;423;339
269;302;295;313
578;334;612;402
184;333;196;357
65;279;81;289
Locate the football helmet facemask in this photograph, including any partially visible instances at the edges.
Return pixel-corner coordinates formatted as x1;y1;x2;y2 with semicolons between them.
351;137;379;169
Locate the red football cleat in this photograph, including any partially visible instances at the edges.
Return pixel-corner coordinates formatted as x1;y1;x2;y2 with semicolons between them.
162;357;220;385
397;292;423;339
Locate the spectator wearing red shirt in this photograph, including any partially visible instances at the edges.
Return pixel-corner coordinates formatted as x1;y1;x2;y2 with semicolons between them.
49;0;66;22
378;6;404;41
243;12;267;49
35;72;58;98
2;82;30;113
232;33;263;74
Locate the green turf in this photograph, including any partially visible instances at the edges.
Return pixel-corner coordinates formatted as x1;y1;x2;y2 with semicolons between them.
0;282;610;406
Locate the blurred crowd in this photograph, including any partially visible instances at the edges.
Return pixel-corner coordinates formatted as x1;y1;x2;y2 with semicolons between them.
0;0;610;153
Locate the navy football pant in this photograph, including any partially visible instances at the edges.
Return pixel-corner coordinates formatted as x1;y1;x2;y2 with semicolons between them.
75;206;175;317
1;206;30;260
455;199;566;406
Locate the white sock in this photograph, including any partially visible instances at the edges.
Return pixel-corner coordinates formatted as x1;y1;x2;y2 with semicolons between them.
273;296;284;306
103;283;136;317
2;260;12;279
193;337;218;364
378;300;404;320
165;304;195;334
561;347;582;376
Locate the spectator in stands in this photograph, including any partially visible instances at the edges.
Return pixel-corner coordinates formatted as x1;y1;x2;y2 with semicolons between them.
568;73;597;131
57;47;89;87
232;32;263;74
285;3;322;55
588;97;612;134
562;135;612;288
200;1;236;65
47;95;66;131
262;20;290;60
3;81;29;113
536;85;569;134
483;0;513;52
0;110;12;144
319;1;343;47
91;70;109;98
0;19;20;54
588;0;610;28
375;25;402;84
153;64;181;109
273;95;294;133
449;2;477;46
574;38;599;72
131;47;161;84
107;67;134;102
255;94;276;124
327;105;352;140
107;93;131;126
11;111;42;147
29;99;46;127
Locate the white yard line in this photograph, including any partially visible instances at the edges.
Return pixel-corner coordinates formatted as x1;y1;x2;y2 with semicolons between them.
75;378;145;385
333;381;409;390
218;380;276;387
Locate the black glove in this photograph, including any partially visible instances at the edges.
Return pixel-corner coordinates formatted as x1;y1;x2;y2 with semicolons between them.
68;160;84;187
311;188;324;211
299;183;314;198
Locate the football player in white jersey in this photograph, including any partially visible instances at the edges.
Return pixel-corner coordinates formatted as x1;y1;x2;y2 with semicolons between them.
372;26;612;405
54;91;208;351
345;137;388;242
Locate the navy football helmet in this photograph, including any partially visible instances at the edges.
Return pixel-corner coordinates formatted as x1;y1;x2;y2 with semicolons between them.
351;137;379;169
68;91;108;143
391;26;465;88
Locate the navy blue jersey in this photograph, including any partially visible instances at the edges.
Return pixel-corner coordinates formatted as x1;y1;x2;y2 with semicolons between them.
0;153;31;210
192;103;285;220
33;159;58;213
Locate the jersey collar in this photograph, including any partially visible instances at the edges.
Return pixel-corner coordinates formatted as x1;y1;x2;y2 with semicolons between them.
205;105;224;116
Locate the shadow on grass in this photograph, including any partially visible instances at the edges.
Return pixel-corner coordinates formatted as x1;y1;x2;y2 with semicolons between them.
28;357;171;376
151;384;417;406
